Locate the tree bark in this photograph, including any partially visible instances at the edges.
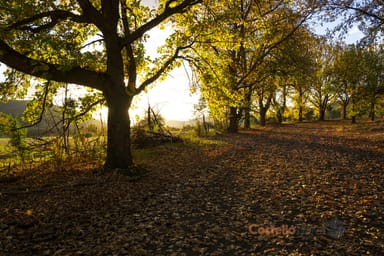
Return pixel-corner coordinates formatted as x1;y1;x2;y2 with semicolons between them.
342;102;348;120
277;110;283;124
369;101;375;121
228;107;239;133
297;86;304;122
319;108;326;121
351;99;356;124
244;110;251;129
277;85;287;124
259;107;267;126
202;114;208;136
298;106;303;122
104;91;133;171
258;93;272;127
243;89;252;129
318;95;329;121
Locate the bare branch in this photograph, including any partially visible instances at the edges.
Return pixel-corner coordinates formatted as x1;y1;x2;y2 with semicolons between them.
136;43;194;94
120;0;201;48
329;2;384;23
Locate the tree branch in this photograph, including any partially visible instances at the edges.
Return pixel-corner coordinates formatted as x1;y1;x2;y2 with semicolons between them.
120;0;201;48
15;81;51;130
76;0;106;31
120;0;137;90
0;40;107;92
8;10;89;33
238;12;312;87
329;2;384;23
136;43;194;94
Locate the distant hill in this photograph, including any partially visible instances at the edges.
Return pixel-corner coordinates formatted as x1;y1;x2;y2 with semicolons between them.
0;100;57;137
0;100;28;117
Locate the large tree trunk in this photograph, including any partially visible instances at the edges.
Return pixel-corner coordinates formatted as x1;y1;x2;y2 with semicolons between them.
319;106;326;121
228;107;239;133
259;94;272;127
104;93;134;171
318;96;329;121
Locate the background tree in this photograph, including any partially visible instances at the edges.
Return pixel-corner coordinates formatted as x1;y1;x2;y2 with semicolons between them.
331;43;365;123
274;27;317;122
183;0;316;131
360;44;384;121
193;96;210;136
309;37;335;121
0;0;201;171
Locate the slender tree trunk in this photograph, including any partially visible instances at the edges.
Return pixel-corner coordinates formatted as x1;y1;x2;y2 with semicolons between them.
259;107;267;126
319;100;326;121
228;107;239;133
277;110;283;124
244;110;251;129
104;93;133;171
319;108;326;121
351;100;356;124
277;85;287;124
298;87;303;122
147;105;153;131
202;114;208;136
342;102;348;120
298;106;303;122
244;89;252;129
369;101;375;121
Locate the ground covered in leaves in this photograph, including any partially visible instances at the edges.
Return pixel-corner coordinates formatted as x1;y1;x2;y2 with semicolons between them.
1;121;383;255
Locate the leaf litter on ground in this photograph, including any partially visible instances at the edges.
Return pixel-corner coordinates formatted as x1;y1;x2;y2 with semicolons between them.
0;121;383;255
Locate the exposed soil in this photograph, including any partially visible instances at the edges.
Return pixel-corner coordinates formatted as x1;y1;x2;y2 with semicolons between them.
0;121;383;255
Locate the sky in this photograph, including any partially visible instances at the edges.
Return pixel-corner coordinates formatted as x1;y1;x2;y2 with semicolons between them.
128;26;199;122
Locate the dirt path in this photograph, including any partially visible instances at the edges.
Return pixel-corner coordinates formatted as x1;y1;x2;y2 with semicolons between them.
1;123;383;255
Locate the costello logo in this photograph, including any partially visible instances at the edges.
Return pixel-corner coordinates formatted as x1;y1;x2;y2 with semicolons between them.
248;217;345;238
248;224;296;236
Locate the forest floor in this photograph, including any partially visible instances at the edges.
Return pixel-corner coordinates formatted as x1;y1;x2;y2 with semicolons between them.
0;120;383;256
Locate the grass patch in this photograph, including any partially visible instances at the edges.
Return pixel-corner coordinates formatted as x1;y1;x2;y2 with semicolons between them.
179;129;227;146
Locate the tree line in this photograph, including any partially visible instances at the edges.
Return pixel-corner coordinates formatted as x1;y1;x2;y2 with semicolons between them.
0;0;383;171
183;1;384;132
193;34;384;132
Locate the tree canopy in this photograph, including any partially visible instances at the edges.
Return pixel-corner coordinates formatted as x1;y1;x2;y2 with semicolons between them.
0;0;201;171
